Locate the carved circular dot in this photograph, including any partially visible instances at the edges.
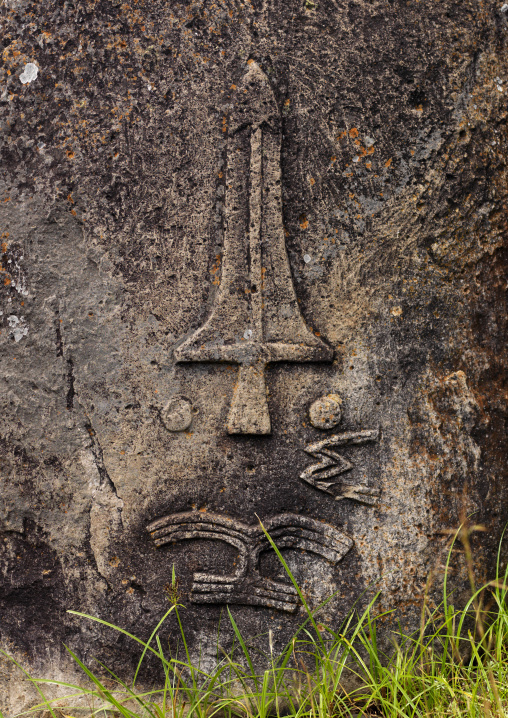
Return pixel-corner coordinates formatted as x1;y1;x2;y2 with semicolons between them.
161;397;194;432
309;394;342;430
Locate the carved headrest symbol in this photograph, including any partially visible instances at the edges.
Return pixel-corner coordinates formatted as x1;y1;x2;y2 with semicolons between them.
147;512;353;613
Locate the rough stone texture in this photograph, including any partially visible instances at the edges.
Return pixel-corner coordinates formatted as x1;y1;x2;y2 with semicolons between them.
1;0;507;711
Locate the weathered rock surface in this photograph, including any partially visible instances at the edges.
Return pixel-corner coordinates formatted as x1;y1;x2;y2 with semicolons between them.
1;0;507;710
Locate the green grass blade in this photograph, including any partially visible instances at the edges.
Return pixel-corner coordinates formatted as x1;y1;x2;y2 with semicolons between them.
132;603;177;688
227;607;260;690
63;644;136;718
257;518;327;653
0;648;58;718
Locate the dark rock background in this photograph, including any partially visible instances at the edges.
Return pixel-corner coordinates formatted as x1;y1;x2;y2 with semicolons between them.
0;0;507;710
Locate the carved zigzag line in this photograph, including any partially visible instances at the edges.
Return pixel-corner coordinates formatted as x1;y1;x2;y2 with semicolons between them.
300;449;353;483
300;429;379;486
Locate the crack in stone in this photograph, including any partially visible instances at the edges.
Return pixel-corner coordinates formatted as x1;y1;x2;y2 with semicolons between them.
54;309;75;410
81;413;125;586
86;502;115;591
56;314;122;504
82;412;122;502
55;316;125;585
66;356;75;410
54;311;64;357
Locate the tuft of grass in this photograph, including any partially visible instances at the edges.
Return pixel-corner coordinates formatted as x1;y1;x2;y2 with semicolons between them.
4;522;508;718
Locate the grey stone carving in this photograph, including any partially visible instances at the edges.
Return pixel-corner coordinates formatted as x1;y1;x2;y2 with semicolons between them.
309;394;343;430
300;430;380;505
147;511;353;613
160;396;194;432
174;60;333;435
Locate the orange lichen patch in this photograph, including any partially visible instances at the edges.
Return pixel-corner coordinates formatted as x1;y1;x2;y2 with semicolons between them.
309;177;315;186
384;157;392;167
366;146;375;155
330;155;336;163
222;116;227;133
284;98;290;107
366;162;372;169
67;194;74;203
260;266;267;291
66;150;75;159
4;276;11;286
230;84;236;90
247;57;254;64
349;127;359;138
336;130;348;141
299;214;308;230
211;254;221;285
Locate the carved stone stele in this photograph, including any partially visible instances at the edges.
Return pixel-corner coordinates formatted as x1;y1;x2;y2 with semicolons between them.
1;0;507;713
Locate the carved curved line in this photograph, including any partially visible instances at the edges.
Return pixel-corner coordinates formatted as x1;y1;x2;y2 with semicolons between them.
254;514;353;565
192;591;299;613
262;513;352;540
147;515;250;582
152;523;250;547
262;536;344;563
147;511;251;535
153;529;245;552
304;429;380;454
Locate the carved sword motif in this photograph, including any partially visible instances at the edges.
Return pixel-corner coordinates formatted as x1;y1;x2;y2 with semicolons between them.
174;60;333;435
147;512;352;613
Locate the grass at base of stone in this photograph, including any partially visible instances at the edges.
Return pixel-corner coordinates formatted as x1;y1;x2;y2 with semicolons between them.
4;524;508;718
